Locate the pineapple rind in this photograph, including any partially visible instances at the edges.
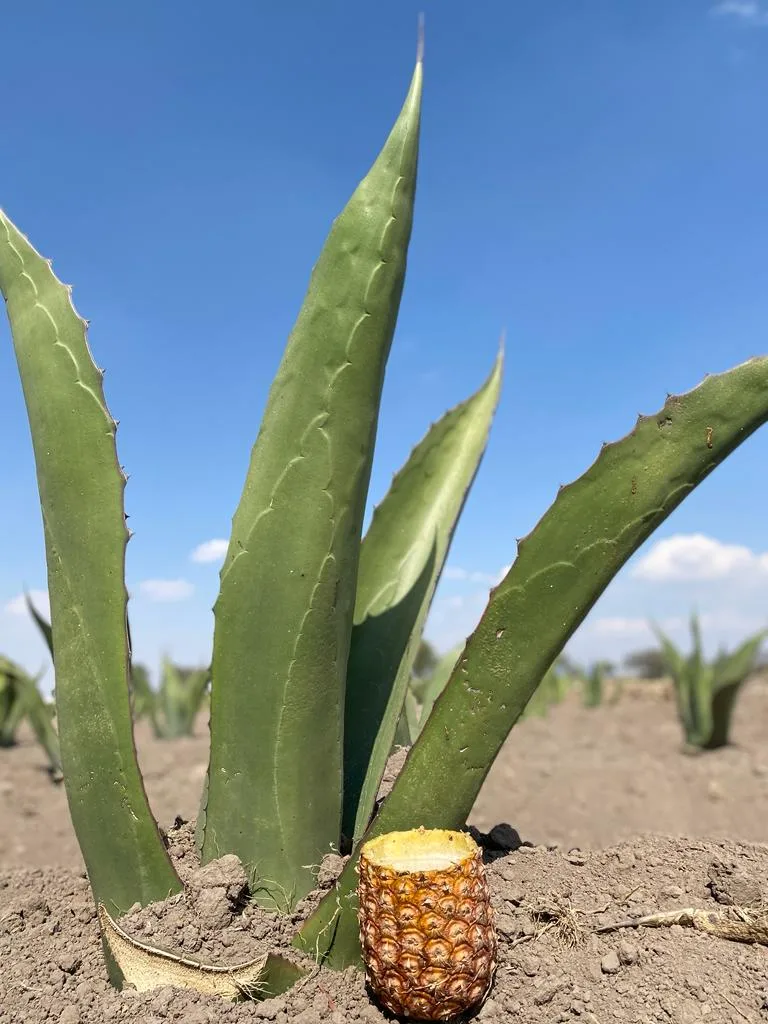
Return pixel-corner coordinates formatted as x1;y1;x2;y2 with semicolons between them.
358;829;496;1021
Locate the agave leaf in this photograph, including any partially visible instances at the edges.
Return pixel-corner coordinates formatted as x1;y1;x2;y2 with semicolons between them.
0;662;28;745
21;673;63;779
158;659;185;739
129;663;156;727
415;644;463;737
298;356;768;966
183;667;210;732
402;687;421;745
685;613;712;744
705;628;767;749
26;592;54;659
651;623;695;741
98;905;304;1000
202;58;422;905
0;211;181;915
343;352;502;845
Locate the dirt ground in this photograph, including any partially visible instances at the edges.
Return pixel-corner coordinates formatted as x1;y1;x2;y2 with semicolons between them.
2;678;768;1022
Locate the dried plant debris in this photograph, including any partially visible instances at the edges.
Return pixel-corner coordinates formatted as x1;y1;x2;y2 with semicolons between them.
598;905;768;946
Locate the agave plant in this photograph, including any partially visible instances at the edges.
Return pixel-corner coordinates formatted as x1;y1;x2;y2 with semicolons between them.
653;614;766;750
516;656;573;720
575;659;616;708
130;658;210;739
27;577;209;738
0;654;62;778
4;43;768;1007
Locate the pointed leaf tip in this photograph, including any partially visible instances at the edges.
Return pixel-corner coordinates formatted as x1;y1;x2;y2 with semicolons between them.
417;13;425;63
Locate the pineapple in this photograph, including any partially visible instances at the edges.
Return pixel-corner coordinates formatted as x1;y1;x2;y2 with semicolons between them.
358;827;496;1021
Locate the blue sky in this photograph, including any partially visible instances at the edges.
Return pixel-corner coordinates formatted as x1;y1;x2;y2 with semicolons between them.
3;0;768;684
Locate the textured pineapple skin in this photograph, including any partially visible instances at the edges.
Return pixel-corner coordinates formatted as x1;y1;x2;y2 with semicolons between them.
358;834;497;1021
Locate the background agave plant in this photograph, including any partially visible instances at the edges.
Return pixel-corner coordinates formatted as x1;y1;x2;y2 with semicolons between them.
4;43;768;1002
0;654;61;779
653;613;766;750
25;595;209;737
129;659;210;740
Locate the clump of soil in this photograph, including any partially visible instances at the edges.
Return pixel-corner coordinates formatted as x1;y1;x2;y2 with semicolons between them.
3;824;768;1024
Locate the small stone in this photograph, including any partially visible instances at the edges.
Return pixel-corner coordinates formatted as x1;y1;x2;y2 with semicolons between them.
194;887;233;931
181;923;202;952
600;951;621;974
190;854;248;902
253;997;283;1020
148;986;175;1015
520;954;540;977
496;913;519;938
55;952;81;974
504;887;525;907
566;849;588;865
487;823;521;850
618;940;639;965
661;884;683;898
533;976;568;1005
59;1009;80;1024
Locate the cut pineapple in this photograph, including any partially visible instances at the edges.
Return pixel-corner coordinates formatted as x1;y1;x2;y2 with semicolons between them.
358;827;496;1021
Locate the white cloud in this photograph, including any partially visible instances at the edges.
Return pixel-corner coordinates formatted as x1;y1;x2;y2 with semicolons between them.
443;565;510;585
4;589;50;618
711;1;768;25
631;533;768;582
190;538;229;564
591;616;653;638
138;579;195;602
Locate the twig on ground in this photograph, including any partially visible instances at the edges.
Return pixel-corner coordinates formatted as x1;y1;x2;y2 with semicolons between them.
597;906;768;946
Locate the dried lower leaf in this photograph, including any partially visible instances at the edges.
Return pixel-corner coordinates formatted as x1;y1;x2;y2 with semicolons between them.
597;905;768;945
98;904;304;1000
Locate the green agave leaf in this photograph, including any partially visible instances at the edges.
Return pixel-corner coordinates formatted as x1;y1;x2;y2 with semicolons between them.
26;592;54;659
687;615;713;747
651;622;694;741
297;356;768;966
158;659;185;739
343;352;502;846
201;57;423;905
402;687;421;745
26;695;63;780
129;663;157;727
0;660;28;745
706;628;767;749
0;211;182;916
414;643;463;738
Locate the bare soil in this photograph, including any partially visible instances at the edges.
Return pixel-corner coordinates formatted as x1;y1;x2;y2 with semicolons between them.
2;679;768;1022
